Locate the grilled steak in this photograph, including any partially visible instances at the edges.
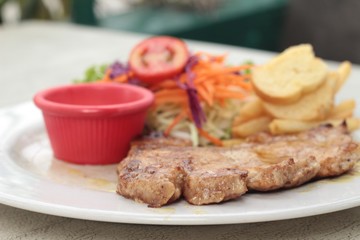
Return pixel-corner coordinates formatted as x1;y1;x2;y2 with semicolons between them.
117;124;359;207
117;145;248;207
246;123;358;178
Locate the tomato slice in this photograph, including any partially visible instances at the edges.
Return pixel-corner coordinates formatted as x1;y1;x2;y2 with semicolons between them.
129;36;189;84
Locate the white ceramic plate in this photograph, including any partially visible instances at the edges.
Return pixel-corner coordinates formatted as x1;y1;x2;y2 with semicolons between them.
1;100;360;225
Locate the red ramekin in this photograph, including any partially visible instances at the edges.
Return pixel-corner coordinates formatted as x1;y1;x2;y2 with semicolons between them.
34;83;154;165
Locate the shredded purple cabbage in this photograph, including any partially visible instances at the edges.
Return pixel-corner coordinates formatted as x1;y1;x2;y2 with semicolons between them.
108;61;142;86
109;61;129;79
109;56;206;128
176;55;206;128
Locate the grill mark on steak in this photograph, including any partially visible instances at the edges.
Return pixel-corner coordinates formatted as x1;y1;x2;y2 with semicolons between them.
117;125;359;207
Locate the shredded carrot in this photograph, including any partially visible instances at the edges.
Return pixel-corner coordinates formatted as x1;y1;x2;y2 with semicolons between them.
194;70;252;85
99;69;112;82
218;98;226;107
154;95;188;106
99;69;133;83
150;52;253;144
112;75;128;83
221;78;252;90
155;89;187;98
203;81;214;104
164;110;187;137
206;65;253;76
197;85;213;106
195;51;226;61
101;50;254;146
214;90;246;100
197;128;223;146
149;80;179;91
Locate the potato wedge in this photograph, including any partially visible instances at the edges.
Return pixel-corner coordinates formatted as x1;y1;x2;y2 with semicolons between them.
263;73;337;121
252;44;327;104
232;116;272;138
232;98;266;126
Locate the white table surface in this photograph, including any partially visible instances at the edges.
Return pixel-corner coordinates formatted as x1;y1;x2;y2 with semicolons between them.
1;21;360;240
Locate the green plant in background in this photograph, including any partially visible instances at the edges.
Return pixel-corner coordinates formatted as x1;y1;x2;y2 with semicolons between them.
0;0;72;23
0;0;99;26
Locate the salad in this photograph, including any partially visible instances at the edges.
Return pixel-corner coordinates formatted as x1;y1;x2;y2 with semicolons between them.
76;36;253;146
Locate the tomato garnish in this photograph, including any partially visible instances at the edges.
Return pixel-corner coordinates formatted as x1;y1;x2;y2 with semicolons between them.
129;36;189;84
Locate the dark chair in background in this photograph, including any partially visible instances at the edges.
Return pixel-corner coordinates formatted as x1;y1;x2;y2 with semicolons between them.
281;0;360;64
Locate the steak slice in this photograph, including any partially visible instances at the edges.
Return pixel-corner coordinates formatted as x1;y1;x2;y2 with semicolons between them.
117;125;359;207
246;123;358;178
117;147;248;207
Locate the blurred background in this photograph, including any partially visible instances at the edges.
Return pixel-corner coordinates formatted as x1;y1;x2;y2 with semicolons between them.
1;0;359;63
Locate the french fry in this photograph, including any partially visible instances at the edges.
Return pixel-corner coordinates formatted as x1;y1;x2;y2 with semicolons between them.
329;99;356;119
347;118;360;131
269;118;360;135
269;119;318;134
232;116;272;138
331;118;360;131
335;61;352;92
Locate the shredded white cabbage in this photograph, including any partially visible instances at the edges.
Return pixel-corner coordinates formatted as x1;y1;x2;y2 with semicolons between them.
146;100;245;146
